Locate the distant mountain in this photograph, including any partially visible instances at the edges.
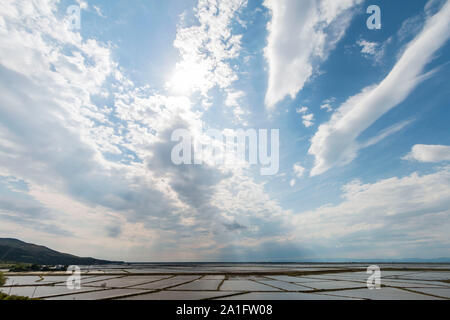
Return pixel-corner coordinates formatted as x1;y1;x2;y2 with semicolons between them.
0;238;119;265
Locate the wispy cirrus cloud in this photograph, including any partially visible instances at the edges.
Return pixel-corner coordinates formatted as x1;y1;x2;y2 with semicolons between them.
309;0;450;176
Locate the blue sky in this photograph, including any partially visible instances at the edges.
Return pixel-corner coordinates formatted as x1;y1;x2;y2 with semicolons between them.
0;0;449;261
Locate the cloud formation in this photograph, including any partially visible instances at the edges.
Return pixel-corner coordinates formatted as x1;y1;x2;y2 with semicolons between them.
0;0;291;261
0;0;449;262
263;0;362;108
293;163;306;178
309;1;450;176
167;0;247;96
292;167;450;258
403;144;450;162
357;39;386;64
296;106;315;128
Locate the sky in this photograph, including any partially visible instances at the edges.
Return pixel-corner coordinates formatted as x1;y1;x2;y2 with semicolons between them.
0;0;449;262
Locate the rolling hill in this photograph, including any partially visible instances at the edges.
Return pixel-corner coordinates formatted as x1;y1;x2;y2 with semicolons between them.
0;238;119;265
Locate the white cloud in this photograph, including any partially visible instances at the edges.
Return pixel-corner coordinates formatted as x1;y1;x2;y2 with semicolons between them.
76;0;88;10
296;106;315;127
309;1;450;176
357;39;380;62
0;0;294;261
357;38;391;65
291;167;450;258
320;97;336;112
362;120;413;148
293;163;305;178
320;103;333;112
225;90;245;108
425;0;448;16
302;113;315;128
403;144;450;162
225;90;248;123
397;15;424;43
358;40;378;55
0;1;193;256
263;0;362;108
93;5;106;18
296;106;309;114
289;179;296;187
167;0;247;96
2;0;448;262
